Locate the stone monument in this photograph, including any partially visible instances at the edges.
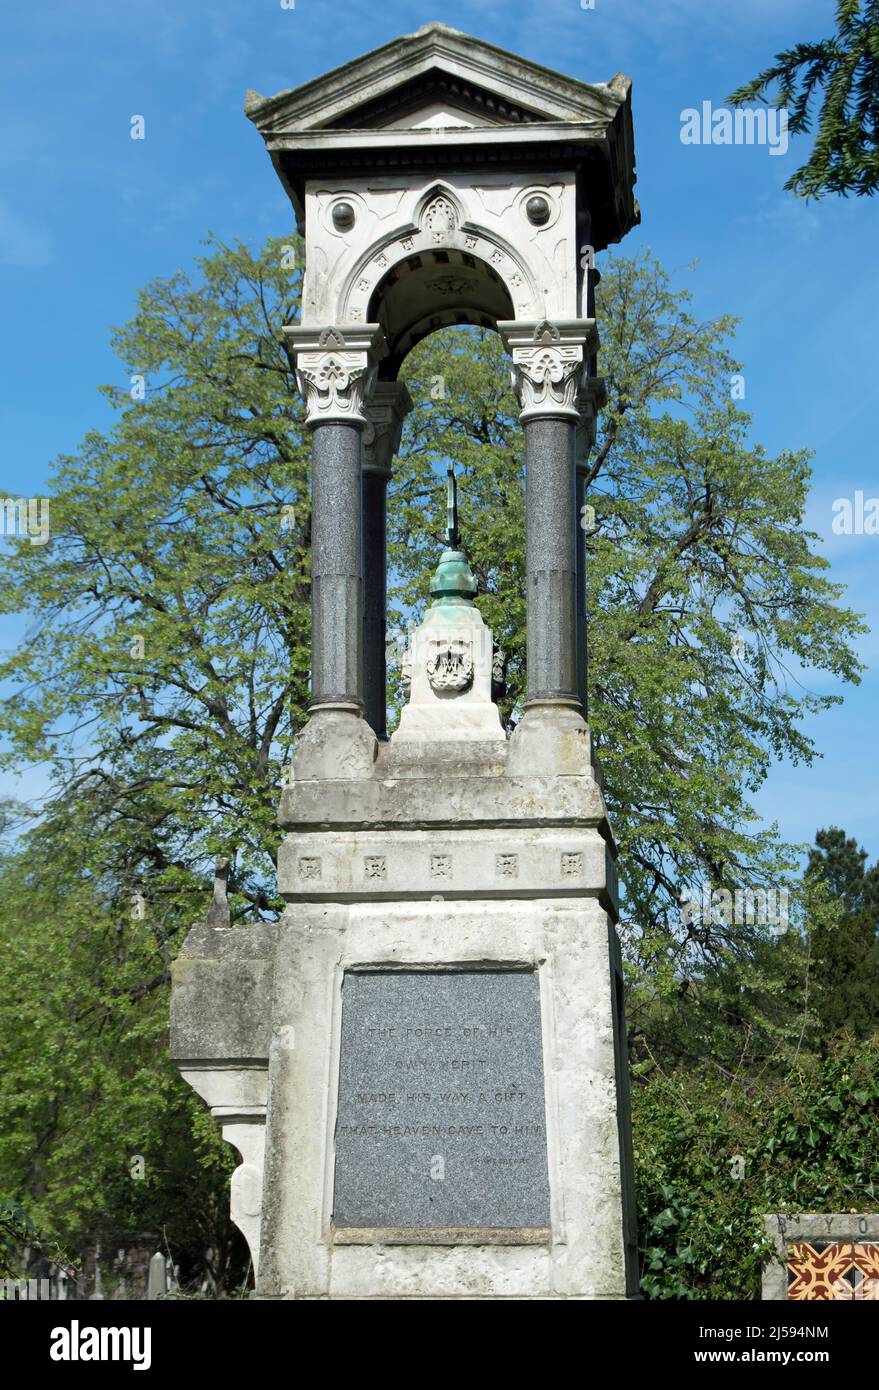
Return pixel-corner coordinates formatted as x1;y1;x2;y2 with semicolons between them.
171;21;640;1299
763;1213;879;1299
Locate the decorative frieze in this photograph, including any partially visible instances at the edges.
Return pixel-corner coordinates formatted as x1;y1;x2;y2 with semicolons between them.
278;833;616;906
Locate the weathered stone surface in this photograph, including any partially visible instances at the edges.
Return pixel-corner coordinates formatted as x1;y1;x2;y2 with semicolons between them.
287;707;378;782
245;23;639;327
171;19;641;1303
332;970;550;1230
169;920;277;1280
278;764;609;829
169;920;276;1062
507;704;595;779
278;825;617;913
253;898;636;1299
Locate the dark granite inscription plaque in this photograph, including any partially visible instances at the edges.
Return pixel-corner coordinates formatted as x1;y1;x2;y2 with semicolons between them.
332;970;550;1230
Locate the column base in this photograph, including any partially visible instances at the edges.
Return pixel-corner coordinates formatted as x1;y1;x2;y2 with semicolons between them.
291;706;378;781
508;702;594;779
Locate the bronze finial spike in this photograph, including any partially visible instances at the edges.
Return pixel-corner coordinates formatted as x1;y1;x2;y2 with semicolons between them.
446;465;459;550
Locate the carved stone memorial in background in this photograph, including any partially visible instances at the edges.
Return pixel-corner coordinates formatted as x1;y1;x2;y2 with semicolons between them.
763;1213;879;1299
171;21;640;1300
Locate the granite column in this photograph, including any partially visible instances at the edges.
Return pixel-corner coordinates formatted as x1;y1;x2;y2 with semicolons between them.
362;382;412;739
284;324;387;773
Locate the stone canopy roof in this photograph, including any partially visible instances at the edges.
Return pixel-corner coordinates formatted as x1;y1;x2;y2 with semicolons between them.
246;21;639;251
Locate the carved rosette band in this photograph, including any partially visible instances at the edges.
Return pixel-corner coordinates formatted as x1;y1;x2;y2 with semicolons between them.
285;323;388;427
499;318;598;423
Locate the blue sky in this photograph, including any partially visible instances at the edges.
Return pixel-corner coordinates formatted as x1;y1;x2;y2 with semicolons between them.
1;0;876;864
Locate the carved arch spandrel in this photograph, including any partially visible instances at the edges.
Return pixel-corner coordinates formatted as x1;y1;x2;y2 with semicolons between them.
336;208;544;339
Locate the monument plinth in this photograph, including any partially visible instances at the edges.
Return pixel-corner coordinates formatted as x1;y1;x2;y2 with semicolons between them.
171;21;640;1299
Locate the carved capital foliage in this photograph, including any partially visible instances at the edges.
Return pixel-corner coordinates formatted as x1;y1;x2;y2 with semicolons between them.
499;318;598;423
296;351;375;425
285;323;388;427
510;344;586;421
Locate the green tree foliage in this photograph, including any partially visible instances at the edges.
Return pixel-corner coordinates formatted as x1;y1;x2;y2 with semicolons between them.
806;827;879;1039
0;1198;73;1282
392;253;863;997
0;236;307;1283
0;823;245;1290
729;0;879;197
0;237;310;923
634;1037;879;1298
0;235;866;1292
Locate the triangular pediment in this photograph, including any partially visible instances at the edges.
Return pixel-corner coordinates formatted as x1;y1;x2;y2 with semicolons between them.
246;21;625;135
329;76;542;132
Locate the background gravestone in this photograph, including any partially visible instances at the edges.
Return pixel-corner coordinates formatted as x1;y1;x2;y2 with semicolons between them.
763;1213;879;1299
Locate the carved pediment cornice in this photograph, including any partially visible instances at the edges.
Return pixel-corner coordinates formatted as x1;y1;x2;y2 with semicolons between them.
245;22;625;136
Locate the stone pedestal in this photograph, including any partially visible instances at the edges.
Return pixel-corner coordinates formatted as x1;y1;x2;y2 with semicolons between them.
171;723;638;1299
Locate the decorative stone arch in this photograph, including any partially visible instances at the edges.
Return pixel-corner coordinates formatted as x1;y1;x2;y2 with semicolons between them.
322;180;558;335
247;19;638;750
367;244;517;373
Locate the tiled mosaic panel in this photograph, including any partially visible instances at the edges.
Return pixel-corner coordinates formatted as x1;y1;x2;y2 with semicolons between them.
787;1241;879;1299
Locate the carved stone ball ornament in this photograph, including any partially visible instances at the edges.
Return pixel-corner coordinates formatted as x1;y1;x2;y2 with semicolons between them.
332;201;356;231
525;195;551;226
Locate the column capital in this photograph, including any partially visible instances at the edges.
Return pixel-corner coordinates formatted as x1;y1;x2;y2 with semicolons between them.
285;323;388;427
362;381;413;478
498;318;598;422
575;377;608;470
